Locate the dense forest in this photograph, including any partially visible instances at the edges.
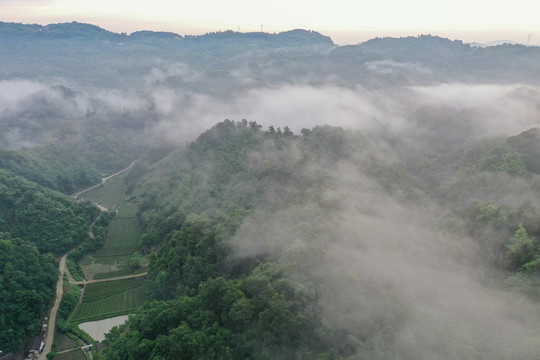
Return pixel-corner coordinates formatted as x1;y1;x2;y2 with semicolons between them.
0;234;57;353
0;145;101;194
2;21;540;359
105;120;540;359
0;167;98;351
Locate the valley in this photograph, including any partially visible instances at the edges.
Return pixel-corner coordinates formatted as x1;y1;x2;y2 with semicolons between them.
38;162;146;360
1;21;540;360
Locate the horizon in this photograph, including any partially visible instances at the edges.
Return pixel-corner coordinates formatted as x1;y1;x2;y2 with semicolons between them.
1;19;534;46
1;0;539;46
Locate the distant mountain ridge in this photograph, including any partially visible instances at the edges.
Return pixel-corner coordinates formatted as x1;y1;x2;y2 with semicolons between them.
2;21;540;88
0;21;334;46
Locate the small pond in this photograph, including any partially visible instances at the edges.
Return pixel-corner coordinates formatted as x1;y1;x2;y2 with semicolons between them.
78;315;129;342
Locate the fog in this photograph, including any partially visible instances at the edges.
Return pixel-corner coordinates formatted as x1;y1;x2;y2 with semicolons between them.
4;74;538;151
230;135;540;358
3;37;540;357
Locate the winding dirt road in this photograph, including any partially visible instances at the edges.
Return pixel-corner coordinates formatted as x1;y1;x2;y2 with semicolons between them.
64;259;147;285
38;255;67;359
71;160;137;199
38;161;139;359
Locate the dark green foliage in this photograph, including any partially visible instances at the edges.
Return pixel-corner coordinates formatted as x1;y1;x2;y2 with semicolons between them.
0;169;96;254
505;127;540;173
148;213;228;299
69;279;146;323
478;128;540;175
0;234;57;352
0;144;101;194
58;283;81;321
106;269;332;360
0;170;97;352
507;223;536;271
106;122;353;359
66;257;85;281
106;121;540;359
69;211;115;262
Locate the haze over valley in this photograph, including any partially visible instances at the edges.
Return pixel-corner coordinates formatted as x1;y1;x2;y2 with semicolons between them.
1;20;540;360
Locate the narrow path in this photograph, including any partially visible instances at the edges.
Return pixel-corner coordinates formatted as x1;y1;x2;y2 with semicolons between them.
69;272;148;285
71;160;137;199
57;344;92;354
63;255;147;285
37;255;67;360
39;161;139;359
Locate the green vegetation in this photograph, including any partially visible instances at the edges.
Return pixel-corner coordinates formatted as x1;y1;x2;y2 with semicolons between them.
53;332;80;352
58;282;81;321
92;218;141;265
0;169;96;254
82;173;129;209
82;204;143;279
116;204;138;218
3;21;540;358
66;257;85;281
56;280;98;349
70;278;146;323
0;234;57;352
105;121;540;359
0;144;101;194
55;349;87;360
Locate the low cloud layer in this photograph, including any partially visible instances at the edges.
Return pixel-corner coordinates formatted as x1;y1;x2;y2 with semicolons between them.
2;71;539;150
231;143;540;358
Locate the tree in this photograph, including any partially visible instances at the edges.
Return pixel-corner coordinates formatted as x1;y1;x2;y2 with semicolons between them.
506;223;535;270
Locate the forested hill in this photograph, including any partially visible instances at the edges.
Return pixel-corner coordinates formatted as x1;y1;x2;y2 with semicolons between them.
106;120;540;359
0;21;333;46
0;144;101;194
0;168;97;352
0;168;96;254
0;234;58;353
3;21;540;88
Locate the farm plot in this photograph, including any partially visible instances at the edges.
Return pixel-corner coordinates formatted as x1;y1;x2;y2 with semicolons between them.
116;203;138;218
70;278;146;323
92;217;141;265
56;349;87;360
54;332;81;352
82;173;128;208
82;204;142;279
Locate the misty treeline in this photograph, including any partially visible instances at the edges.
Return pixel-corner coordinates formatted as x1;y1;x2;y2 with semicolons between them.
0;169;103;352
3;22;540;89
2;21;540;358
103;119;540;359
0;234;57;353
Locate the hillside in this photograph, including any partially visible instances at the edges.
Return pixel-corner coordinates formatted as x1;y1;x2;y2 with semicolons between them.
2;22;540;89
0;169;98;353
1;21;540;359
105;121;540;359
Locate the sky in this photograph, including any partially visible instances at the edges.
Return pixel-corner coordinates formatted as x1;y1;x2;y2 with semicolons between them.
1;0;539;45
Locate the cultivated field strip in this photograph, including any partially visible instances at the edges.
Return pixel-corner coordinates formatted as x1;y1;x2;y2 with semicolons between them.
81;278;145;302
82;174;127;208
70;278;146;323
92;217;140;265
116;203;138;218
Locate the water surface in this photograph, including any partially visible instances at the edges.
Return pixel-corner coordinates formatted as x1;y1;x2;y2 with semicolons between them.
78;315;129;342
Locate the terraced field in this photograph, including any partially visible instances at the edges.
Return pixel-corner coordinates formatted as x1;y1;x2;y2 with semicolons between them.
116;203;138;218
54;332;81;352
92;217;140;264
56;349;87;360
70;278;146;323
81;173;128;208
82;203;142;279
